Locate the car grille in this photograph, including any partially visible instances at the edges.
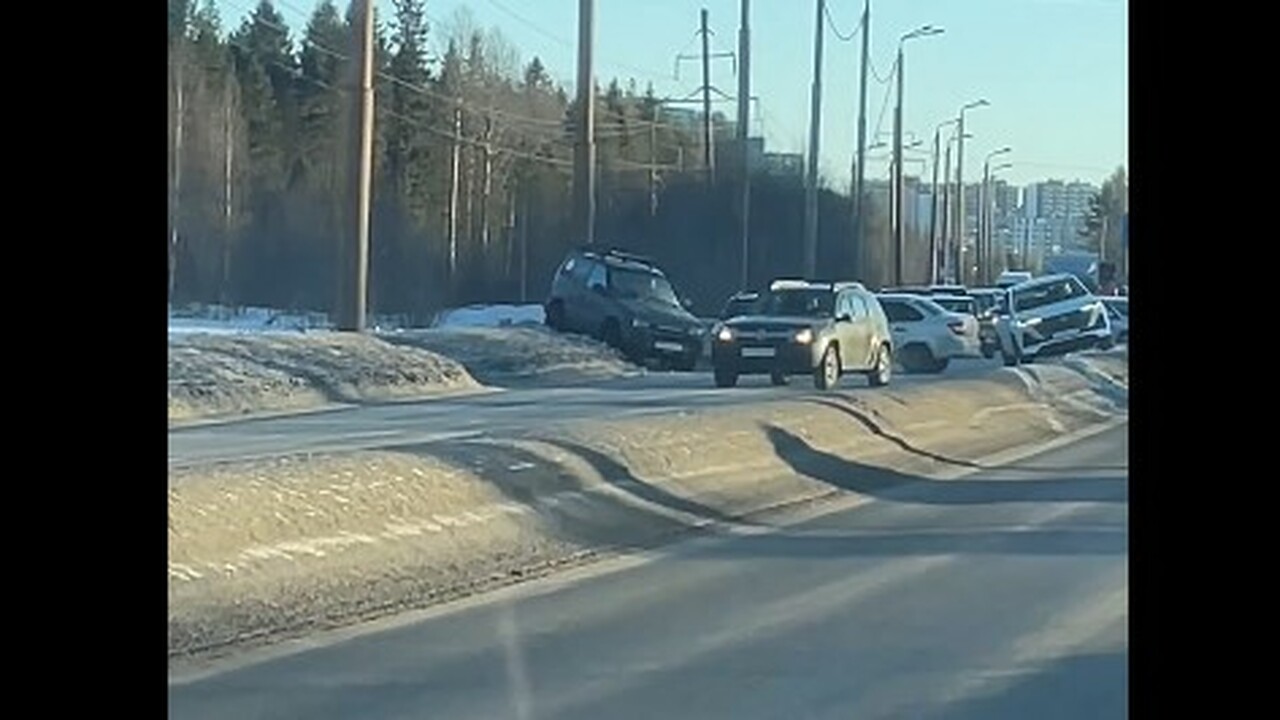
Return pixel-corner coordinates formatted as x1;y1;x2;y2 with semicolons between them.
1036;311;1090;337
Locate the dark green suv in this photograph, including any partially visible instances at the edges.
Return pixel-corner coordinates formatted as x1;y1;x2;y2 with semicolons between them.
710;280;894;389
544;248;706;370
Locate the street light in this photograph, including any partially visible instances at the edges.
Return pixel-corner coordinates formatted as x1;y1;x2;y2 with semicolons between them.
955;99;989;285
929;118;959;283
985;161;1013;279
892;25;944;285
980;147;1012;284
941;130;973;283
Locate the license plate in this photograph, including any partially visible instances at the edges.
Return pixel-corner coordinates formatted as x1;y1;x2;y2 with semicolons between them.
654;341;684;353
741;346;775;358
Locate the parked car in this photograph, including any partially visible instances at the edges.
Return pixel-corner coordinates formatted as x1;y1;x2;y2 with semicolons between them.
995;273;1113;365
995;270;1034;288
544;247;705;370
719;290;761;320
876;293;983;373
710;279;893;390
1101;296;1128;344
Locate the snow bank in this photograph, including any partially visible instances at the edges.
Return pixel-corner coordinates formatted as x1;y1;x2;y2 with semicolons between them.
169;333;480;424
432;303;544;328
383;325;642;385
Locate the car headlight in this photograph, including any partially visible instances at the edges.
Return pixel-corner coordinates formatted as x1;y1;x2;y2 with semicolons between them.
794;328;814;344
716;326;735;342
1016;316;1041;328
631;318;650;329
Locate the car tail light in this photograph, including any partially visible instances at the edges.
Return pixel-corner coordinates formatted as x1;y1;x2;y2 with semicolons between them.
948;319;966;335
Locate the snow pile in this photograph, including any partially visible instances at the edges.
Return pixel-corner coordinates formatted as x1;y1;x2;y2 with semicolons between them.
169;333;480;424
432;303;545;328
384;325;641;385
168;304;333;335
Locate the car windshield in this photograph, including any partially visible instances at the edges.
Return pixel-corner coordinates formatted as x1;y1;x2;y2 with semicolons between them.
1013;278;1084;312
610;267;680;306
760;289;834;317
934;297;975;314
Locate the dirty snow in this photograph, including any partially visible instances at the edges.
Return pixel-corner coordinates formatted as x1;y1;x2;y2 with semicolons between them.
432;303;545;328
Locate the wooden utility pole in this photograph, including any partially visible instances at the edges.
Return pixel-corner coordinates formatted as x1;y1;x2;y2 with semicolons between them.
221;88;234;304
170;49;184;300
480;115;493;250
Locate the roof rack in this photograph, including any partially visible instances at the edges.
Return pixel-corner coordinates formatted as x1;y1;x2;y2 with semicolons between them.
832;281;866;291
769;278;817;290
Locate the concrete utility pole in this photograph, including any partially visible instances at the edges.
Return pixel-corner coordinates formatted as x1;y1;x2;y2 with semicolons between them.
892;26;941;287
852;0;870;281
480;115;493;250
737;0;752;288
803;0;826;278
341;0;375;332
447;102;461;277
649;103;658;216
170;50;184;301
955;99;988;286
700;8;716;185
941;139;952;281
573;0;596;245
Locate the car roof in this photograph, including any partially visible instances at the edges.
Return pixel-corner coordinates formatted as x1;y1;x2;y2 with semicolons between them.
1013;272;1077;289
931;294;974;303
573;247;665;275
767;279;865;292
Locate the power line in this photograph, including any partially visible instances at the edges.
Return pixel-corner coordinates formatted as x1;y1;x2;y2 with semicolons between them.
824;1;864;42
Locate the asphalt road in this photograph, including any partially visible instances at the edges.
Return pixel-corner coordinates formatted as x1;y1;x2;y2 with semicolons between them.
169;421;1127;720
168;357;1004;468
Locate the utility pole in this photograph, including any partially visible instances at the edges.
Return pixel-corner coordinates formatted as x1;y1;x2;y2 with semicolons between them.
892;46;904;286
852;0;870;282
737;0;752;289
572;0;596;246
520;184;529;302
221;90;234;305
648;103;658;216
803;0;826;278
170;49;184;301
480;115;493;250
700;8;716;186
341;0;375;332
928;127;941;285
447;101;461;278
941;139;952;282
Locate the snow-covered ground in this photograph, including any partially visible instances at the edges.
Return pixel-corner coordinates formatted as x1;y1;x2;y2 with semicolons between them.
431;303;544;328
168;303;639;422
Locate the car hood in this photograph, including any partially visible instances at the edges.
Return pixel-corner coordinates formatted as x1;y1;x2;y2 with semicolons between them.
618;297;703;328
724;315;823;331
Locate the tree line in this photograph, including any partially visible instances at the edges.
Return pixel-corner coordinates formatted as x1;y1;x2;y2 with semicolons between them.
167;0;902;321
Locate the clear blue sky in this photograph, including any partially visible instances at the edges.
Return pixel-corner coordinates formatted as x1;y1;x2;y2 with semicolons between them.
216;0;1128;189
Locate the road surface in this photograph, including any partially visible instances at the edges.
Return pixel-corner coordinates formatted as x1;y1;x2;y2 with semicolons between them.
169;358;1003;468
169;421;1127;719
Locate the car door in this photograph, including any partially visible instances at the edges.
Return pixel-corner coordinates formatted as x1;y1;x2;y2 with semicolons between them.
843;292;874;370
578;260;610;332
882;299;925;348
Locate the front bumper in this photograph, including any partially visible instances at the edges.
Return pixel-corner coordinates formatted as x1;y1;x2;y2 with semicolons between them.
627;326;705;361
1022;327;1112;358
711;339;822;374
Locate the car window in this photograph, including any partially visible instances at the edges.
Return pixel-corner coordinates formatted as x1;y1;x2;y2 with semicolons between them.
586;262;607;290
1103;300;1128;317
881;299;924;322
761;289;835;317
609;266;679;305
849;294;869;319
1012;278;1087;312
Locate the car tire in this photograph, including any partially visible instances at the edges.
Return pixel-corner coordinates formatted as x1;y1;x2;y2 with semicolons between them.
714;367;738;388
927;356;950;374
982;345;995;359
867;343;892;387
673;353;699;372
900;343;934;374
814;344;840;390
770;371;788;386
545;301;565;331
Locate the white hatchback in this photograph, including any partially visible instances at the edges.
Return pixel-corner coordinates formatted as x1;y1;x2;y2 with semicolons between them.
876;294;983;373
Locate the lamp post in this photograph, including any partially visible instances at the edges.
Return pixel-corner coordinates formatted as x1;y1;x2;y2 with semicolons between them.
985;161;1013;281
980;146;1011;284
955;99;988;286
929;118;959;284
892;26;944;286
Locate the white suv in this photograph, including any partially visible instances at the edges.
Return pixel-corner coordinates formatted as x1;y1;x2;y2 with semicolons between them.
996;273;1113;365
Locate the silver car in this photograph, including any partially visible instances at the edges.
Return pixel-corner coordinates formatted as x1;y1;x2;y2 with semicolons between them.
996;273;1113;365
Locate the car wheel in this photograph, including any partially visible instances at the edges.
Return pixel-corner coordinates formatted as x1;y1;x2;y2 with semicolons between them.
867;343;892;387
770;371;788;386
714;367;738;388
982;344;995;359
814;344;840;390
545;301;565;331
927;356;950;374
673;353;699;372
600;319;624;350
900;343;934;373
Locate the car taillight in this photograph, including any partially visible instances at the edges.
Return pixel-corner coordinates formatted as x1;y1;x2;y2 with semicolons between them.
948;319;966;335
